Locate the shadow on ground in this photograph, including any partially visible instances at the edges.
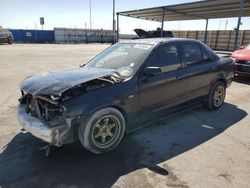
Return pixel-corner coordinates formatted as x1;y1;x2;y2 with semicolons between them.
0;103;247;188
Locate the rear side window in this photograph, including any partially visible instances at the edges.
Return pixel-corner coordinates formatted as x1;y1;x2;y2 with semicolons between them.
147;44;181;73
201;43;220;63
182;43;203;66
202;48;214;63
203;45;219;62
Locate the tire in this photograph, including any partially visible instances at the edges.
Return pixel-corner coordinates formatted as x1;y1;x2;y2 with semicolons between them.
206;81;226;110
78;107;126;154
8;38;13;45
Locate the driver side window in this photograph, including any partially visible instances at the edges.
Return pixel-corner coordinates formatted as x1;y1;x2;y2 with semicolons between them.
147;44;182;73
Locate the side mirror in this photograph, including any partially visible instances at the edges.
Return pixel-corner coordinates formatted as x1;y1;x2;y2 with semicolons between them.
143;67;161;77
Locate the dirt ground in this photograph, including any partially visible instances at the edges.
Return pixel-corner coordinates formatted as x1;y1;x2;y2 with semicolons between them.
0;44;250;188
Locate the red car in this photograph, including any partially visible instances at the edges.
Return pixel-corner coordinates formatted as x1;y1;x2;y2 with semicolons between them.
231;44;250;77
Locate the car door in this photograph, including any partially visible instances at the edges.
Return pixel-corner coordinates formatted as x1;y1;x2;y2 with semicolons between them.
181;42;218;100
138;43;188;115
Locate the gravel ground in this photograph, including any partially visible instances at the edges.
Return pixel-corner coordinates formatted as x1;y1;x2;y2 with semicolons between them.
0;44;249;188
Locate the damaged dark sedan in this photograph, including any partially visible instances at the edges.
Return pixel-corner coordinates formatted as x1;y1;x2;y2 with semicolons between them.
18;38;233;154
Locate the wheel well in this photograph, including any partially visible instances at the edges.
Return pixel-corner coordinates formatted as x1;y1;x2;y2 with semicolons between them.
84;105;127;124
217;79;227;87
211;78;226;89
109;105;127;123
208;78;227;95
76;105;127;140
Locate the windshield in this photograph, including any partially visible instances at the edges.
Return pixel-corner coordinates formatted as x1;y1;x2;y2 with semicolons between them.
85;43;154;78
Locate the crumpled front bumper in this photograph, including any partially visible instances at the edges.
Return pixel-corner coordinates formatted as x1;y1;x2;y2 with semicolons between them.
17;104;71;146
233;62;250;77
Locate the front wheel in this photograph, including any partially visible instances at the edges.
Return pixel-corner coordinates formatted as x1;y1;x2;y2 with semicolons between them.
206;81;226;110
79;107;126;154
8;37;13;44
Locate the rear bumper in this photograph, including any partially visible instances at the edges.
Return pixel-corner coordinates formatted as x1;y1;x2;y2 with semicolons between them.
17;104;72;146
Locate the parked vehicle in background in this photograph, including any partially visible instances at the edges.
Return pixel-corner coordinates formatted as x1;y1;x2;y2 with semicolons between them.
133;28;174;39
231;44;250;77
17;38;233;154
0;28;14;44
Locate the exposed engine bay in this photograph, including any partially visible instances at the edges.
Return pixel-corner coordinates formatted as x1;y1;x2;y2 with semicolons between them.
19;75;120;122
17;68;122;156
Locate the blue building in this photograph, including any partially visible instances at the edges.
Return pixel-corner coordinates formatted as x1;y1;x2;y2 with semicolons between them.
9;29;54;43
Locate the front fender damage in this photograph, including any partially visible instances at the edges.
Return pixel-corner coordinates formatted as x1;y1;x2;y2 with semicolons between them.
18;73;122;149
18;104;74;147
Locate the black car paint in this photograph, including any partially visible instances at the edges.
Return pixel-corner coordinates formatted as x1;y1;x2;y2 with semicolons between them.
63;39;232;132
20;68;117;96
19;38;234;143
138;41;187;116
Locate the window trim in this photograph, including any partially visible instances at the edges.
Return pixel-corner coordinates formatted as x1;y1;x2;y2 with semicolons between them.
180;42;205;67
201;47;213;63
142;42;183;75
201;45;217;63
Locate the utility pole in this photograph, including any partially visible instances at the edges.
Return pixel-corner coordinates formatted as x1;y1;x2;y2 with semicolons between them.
113;0;115;32
34;22;37;43
113;0;116;43
89;0;92;29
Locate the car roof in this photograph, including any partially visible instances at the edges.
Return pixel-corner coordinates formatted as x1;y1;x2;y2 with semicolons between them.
118;37;200;46
0;28;10;32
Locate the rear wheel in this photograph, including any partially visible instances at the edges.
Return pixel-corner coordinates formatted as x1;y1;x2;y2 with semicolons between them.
8;37;13;44
78;107;125;154
206;81;226;110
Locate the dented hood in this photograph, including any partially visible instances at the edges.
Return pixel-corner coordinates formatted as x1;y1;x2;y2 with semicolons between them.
20;67;115;96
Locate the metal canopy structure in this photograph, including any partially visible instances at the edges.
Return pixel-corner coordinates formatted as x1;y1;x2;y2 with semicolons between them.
117;0;250;50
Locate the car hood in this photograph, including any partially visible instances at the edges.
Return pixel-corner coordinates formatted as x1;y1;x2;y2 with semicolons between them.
20;67;116;96
231;49;250;60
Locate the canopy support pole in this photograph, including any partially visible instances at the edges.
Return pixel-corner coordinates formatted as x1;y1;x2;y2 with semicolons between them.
234;0;244;50
112;0;116;43
161;8;165;37
204;19;209;44
116;13;119;42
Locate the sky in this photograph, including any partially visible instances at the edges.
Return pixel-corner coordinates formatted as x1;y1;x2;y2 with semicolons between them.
0;0;250;34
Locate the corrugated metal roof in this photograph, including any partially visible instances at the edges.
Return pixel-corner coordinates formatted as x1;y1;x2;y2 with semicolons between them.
117;0;250;22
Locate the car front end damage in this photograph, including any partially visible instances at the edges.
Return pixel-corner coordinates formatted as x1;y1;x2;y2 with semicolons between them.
17;92;74;146
17;68;122;147
231;49;250;77
233;60;250;77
